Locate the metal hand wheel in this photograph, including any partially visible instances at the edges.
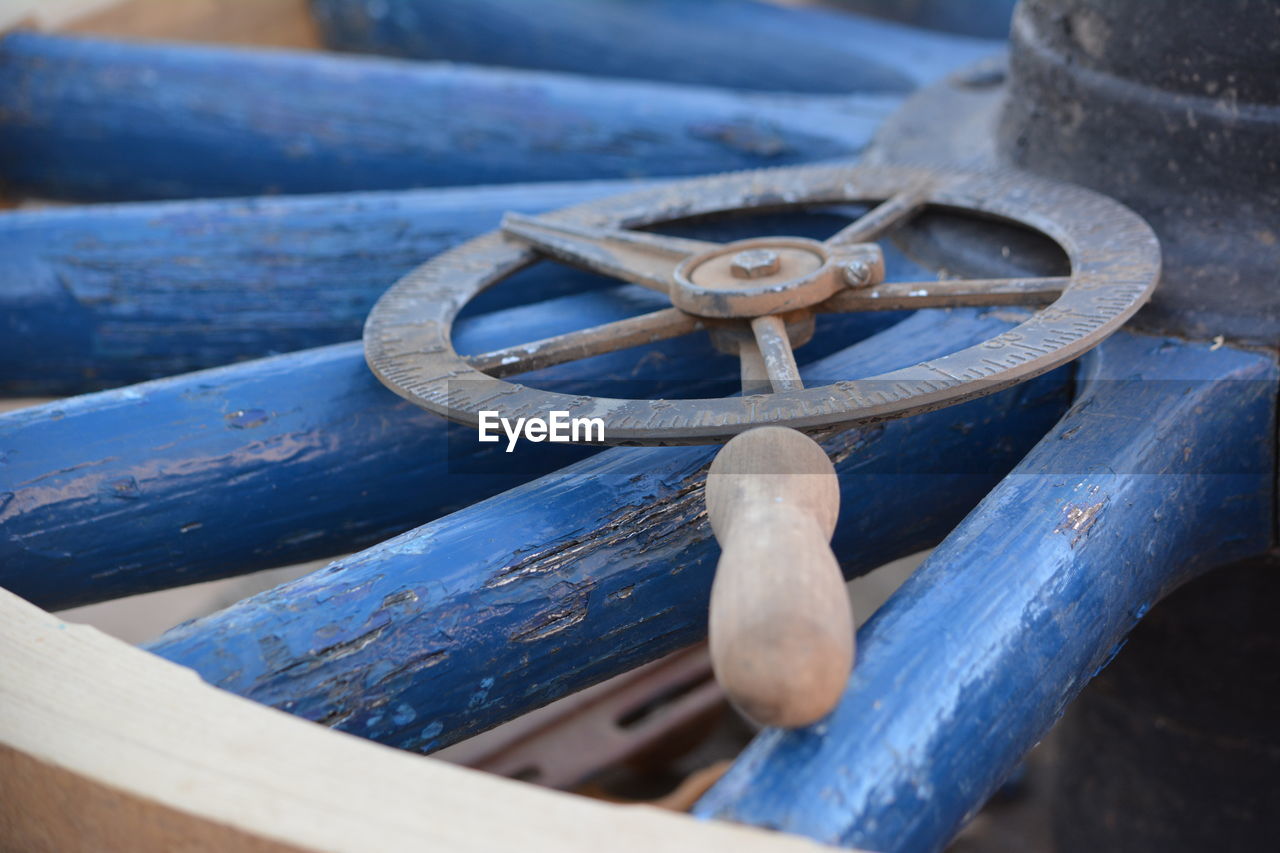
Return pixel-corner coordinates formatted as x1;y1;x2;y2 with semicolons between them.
365;163;1160;726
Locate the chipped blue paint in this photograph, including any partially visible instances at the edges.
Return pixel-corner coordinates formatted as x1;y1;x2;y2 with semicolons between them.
694;332;1277;853
0;181;884;395
0;179;641;394
143;309;1074;753
0;32;898;202
0;283;904;610
418;720;444;749
310;0;999;94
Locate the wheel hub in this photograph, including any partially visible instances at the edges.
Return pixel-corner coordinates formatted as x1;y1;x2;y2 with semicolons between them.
671;237;882;319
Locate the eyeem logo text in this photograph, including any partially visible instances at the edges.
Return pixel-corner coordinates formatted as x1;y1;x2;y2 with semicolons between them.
478;411;605;452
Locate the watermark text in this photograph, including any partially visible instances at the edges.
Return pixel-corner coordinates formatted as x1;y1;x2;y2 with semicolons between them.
478;410;605;452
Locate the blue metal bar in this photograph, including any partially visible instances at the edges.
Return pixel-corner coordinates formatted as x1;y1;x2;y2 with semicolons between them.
310;0;998;94
143;309;1073;754
0;32;897;202
695;332;1278;853
0;180;641;395
0;283;904;610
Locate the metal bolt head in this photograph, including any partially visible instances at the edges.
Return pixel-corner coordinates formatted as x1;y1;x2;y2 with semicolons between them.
842;260;872;288
730;248;782;279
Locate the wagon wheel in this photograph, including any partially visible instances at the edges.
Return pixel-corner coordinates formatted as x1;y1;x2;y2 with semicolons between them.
366;162;1159;726
6;0;1277;848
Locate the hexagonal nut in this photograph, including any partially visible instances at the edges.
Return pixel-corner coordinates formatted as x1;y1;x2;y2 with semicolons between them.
730;249;782;279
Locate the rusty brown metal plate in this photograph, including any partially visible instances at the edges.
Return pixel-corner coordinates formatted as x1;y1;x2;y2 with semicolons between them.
364;163;1159;444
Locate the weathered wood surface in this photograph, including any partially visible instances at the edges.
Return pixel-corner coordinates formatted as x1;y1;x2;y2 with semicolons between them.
143;309;1073;754
0;588;837;853
0;280;906;610
0;179;639;395
0;194;892;395
0;32;898;202
310;0;997;94
705;427;852;728
0;287;713;609
695;332;1278;853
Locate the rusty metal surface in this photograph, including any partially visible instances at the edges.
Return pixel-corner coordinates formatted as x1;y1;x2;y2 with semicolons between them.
468;308;704;379
364;163;1159;444
433;643;724;792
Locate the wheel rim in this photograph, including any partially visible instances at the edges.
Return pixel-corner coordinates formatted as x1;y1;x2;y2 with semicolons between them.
364;163;1160;444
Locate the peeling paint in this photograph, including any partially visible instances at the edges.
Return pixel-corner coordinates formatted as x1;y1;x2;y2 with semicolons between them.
143;309;1080;759
1057;500;1106;545
225;408;270;429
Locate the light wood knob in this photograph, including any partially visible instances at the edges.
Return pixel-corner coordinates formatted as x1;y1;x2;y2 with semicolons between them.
705;426;854;728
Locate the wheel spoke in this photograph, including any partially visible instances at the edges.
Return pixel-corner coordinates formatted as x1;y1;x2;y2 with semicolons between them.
737;337;771;396
825;191;925;248
502;212;718;293
821;276;1070;312
468;307;703;377
749;315;804;393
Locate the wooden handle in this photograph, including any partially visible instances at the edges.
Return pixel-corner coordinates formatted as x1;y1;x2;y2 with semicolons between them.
705;426;854;728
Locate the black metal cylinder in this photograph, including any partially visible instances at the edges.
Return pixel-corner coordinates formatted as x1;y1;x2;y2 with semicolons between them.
997;0;1280;346
993;3;1280;850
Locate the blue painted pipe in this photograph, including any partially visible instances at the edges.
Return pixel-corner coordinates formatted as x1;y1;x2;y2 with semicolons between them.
0;279;908;610
310;0;998;94
0;179;641;395
695;332;1278;852
0;32;897;202
143;310;1074;753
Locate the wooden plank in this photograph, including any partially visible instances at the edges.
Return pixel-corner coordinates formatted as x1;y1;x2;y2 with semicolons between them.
0;32;897;202
311;0;997;93
0;587;840;853
142;309;1073;754
0;179;641;394
695;332;1278;852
